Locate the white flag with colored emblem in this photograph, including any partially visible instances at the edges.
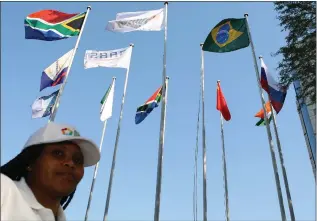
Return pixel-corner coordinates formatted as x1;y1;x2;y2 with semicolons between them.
41;48;74;91
106;8;164;32
84;46;132;69
31;90;59;118
100;79;116;121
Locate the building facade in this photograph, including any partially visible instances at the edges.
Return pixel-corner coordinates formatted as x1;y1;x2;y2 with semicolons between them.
293;80;316;179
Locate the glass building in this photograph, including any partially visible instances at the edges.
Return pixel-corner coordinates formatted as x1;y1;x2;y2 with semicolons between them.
293;80;316;179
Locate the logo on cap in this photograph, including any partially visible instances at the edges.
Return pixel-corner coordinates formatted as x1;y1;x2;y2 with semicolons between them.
61;128;80;136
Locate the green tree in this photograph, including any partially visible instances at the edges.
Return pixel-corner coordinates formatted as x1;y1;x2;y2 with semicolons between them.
273;1;316;104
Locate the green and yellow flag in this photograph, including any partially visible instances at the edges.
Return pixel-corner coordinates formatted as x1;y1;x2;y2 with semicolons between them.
202;18;250;53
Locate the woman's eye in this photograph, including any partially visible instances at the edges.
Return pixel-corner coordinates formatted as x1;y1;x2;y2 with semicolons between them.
73;157;84;165
52;150;64;156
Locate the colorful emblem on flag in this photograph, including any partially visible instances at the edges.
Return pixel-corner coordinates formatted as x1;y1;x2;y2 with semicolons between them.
212;21;243;47
203;18;250;53
135;86;162;124
24;10;86;41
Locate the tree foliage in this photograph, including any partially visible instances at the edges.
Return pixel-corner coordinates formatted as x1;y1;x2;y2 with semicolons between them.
273;1;316;104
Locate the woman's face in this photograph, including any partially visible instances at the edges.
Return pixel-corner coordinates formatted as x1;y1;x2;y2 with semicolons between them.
27;141;84;198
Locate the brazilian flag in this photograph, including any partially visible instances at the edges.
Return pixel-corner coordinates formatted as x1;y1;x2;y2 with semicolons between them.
203;18;250;53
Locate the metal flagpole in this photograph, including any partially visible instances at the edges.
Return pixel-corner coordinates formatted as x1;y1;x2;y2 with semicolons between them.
103;44;134;221
85;120;108;221
219;112;230;221
154;3;168;221
154;76;169;221
193;70;201;221
244;13;286;221
200;43;208;221
85;77;116;221
270;103;296;221
49;6;92;122
258;56;296;221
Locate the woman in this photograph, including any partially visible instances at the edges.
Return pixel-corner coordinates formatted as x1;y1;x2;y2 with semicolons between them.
1;122;100;221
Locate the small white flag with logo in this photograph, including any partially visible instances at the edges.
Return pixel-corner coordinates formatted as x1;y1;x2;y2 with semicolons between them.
84;46;132;69
31;90;59;118
106;8;164;32
100;79;116;121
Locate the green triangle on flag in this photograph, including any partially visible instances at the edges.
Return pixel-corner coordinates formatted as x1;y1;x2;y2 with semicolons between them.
100;78;116;121
256;114;273;126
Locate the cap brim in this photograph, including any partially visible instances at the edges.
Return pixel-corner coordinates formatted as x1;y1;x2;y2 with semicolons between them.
70;138;100;167
24;136;100;167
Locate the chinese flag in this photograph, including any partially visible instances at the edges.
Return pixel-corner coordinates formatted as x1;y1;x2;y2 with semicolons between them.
217;81;231;121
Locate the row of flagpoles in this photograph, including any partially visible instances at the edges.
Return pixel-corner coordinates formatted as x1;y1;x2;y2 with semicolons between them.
194;13;295;221
24;3;300;221
27;3;169;221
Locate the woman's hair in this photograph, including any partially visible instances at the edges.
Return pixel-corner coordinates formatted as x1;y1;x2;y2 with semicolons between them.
0;144;75;210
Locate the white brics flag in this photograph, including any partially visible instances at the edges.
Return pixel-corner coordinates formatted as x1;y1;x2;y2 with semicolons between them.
84;46;132;69
100;78;116;121
106;8;164;32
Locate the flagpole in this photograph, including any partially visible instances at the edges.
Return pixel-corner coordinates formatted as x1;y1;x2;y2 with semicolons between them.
85;77;116;221
200;43;208;221
85;119;108;221
259;56;296;221
193;69;202;221
103;44;134;221
218;82;230;221
271;103;296;221
154;76;169;221
48;6;92;122
244;14;286;221
154;3;168;221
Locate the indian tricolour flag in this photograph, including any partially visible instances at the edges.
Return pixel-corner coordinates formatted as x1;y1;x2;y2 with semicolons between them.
255;101;273;126
100;78;116;121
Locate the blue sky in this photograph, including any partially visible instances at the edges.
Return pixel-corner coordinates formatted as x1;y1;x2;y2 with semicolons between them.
1;1;315;221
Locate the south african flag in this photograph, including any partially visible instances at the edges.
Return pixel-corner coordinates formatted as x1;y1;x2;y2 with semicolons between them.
135;86;162;124
24;9;86;41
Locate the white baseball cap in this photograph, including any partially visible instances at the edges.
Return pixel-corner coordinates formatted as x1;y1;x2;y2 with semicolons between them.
23;122;100;167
